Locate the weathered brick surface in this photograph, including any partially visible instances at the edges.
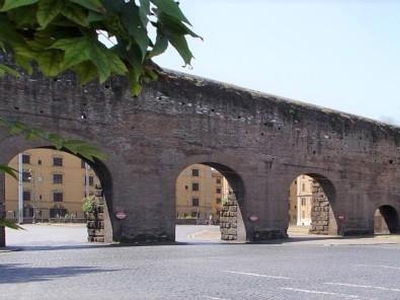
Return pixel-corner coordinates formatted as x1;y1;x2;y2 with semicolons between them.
1;67;400;243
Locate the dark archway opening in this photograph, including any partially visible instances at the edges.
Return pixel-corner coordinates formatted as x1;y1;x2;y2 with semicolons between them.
374;205;399;234
175;162;246;242
4;147;113;247
288;173;337;236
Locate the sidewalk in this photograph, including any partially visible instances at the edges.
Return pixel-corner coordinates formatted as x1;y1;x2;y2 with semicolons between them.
188;225;400;246
2;224;400;251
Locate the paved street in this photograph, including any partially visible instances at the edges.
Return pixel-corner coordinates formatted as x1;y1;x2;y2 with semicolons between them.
2;224;400;300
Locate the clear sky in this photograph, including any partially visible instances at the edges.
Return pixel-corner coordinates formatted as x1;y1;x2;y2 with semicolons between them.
154;1;400;125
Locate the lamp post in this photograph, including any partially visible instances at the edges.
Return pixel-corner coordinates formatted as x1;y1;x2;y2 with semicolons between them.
17;154;23;224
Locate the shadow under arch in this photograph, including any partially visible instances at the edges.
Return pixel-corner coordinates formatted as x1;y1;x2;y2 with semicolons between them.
288;172;338;236
175;161;247;242
3;145;114;243
374;205;399;234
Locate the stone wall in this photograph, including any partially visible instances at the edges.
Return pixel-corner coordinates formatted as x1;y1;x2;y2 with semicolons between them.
1;60;400;243
87;186;106;243
310;181;330;235
220;192;238;240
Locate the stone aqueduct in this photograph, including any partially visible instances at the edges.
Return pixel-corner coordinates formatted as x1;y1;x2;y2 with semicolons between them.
1;69;400;243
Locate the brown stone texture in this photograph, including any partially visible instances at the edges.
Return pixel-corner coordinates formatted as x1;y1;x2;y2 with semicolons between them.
220;192;239;240
310;181;330;235
1;65;400;244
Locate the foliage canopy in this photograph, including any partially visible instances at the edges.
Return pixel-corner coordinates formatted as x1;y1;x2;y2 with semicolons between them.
0;0;200;94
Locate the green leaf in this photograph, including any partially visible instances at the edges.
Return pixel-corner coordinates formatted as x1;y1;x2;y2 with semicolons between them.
61;3;89;27
138;0;150;27
87;10;106;23
48;133;64;149
102;0;124;13
150;0;191;25
70;0;104;13
0;14;26;45
37;0;64;28
129;68;143;96
106;50;128;75
7;6;38;27
72;61;99;84
63;140;107;162
0;165;18;180
13;54;33;74
0;64;20;77
149;30;168;58
36;50;64;76
120;2;149;60
159;13;201;39
168;33;193;66
8;121;29;135
0;219;25;230
0;0;38;12
50;37;90;69
86;41;110;83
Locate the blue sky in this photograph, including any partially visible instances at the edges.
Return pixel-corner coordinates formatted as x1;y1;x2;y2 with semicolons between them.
154;1;400;125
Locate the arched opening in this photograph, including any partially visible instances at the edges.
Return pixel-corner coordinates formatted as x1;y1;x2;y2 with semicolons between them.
4;147;113;247
175;162;246;242
374;205;399;234
288;173;338;236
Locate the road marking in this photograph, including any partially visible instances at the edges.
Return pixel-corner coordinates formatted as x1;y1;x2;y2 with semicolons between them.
325;282;400;292
223;270;291;280
203;297;231;300
354;263;400;271
281;287;377;299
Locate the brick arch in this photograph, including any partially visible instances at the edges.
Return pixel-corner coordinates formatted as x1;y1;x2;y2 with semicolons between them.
287;172;339;235
174;160;247;242
374;205;399;234
0;137;114;243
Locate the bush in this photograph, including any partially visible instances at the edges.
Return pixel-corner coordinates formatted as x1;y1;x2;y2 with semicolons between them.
82;196;96;214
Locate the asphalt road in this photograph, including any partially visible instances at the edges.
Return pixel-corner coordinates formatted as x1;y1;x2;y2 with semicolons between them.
2;225;400;300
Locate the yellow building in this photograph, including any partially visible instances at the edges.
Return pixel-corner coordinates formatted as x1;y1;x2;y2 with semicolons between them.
5;149;100;222
288;175;314;226
175;164;229;224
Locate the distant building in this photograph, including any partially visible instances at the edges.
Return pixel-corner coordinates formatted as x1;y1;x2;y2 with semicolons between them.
175;164;229;223
5;149;100;222
288;175;313;226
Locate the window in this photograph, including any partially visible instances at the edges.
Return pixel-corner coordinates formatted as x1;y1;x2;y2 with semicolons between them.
53;157;63;166
302;183;305;192
38;159;42;165
216;188;221;194
53;174;63;184
22;154;30;164
23;191;31;201
89;176;94;186
192;183;199;191
81;160;91;169
22;170;32;182
192;169;199;177
192;198;199;207
216;198;221;204
301;198;306;206
53;191;63;202
216;178;222;184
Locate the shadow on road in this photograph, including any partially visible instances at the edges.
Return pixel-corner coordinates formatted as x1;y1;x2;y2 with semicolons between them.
0;263;119;284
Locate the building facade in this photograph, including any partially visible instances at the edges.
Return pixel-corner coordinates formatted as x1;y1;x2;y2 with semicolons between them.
5;149;100;222
175;164;229;224
288;175;313;226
